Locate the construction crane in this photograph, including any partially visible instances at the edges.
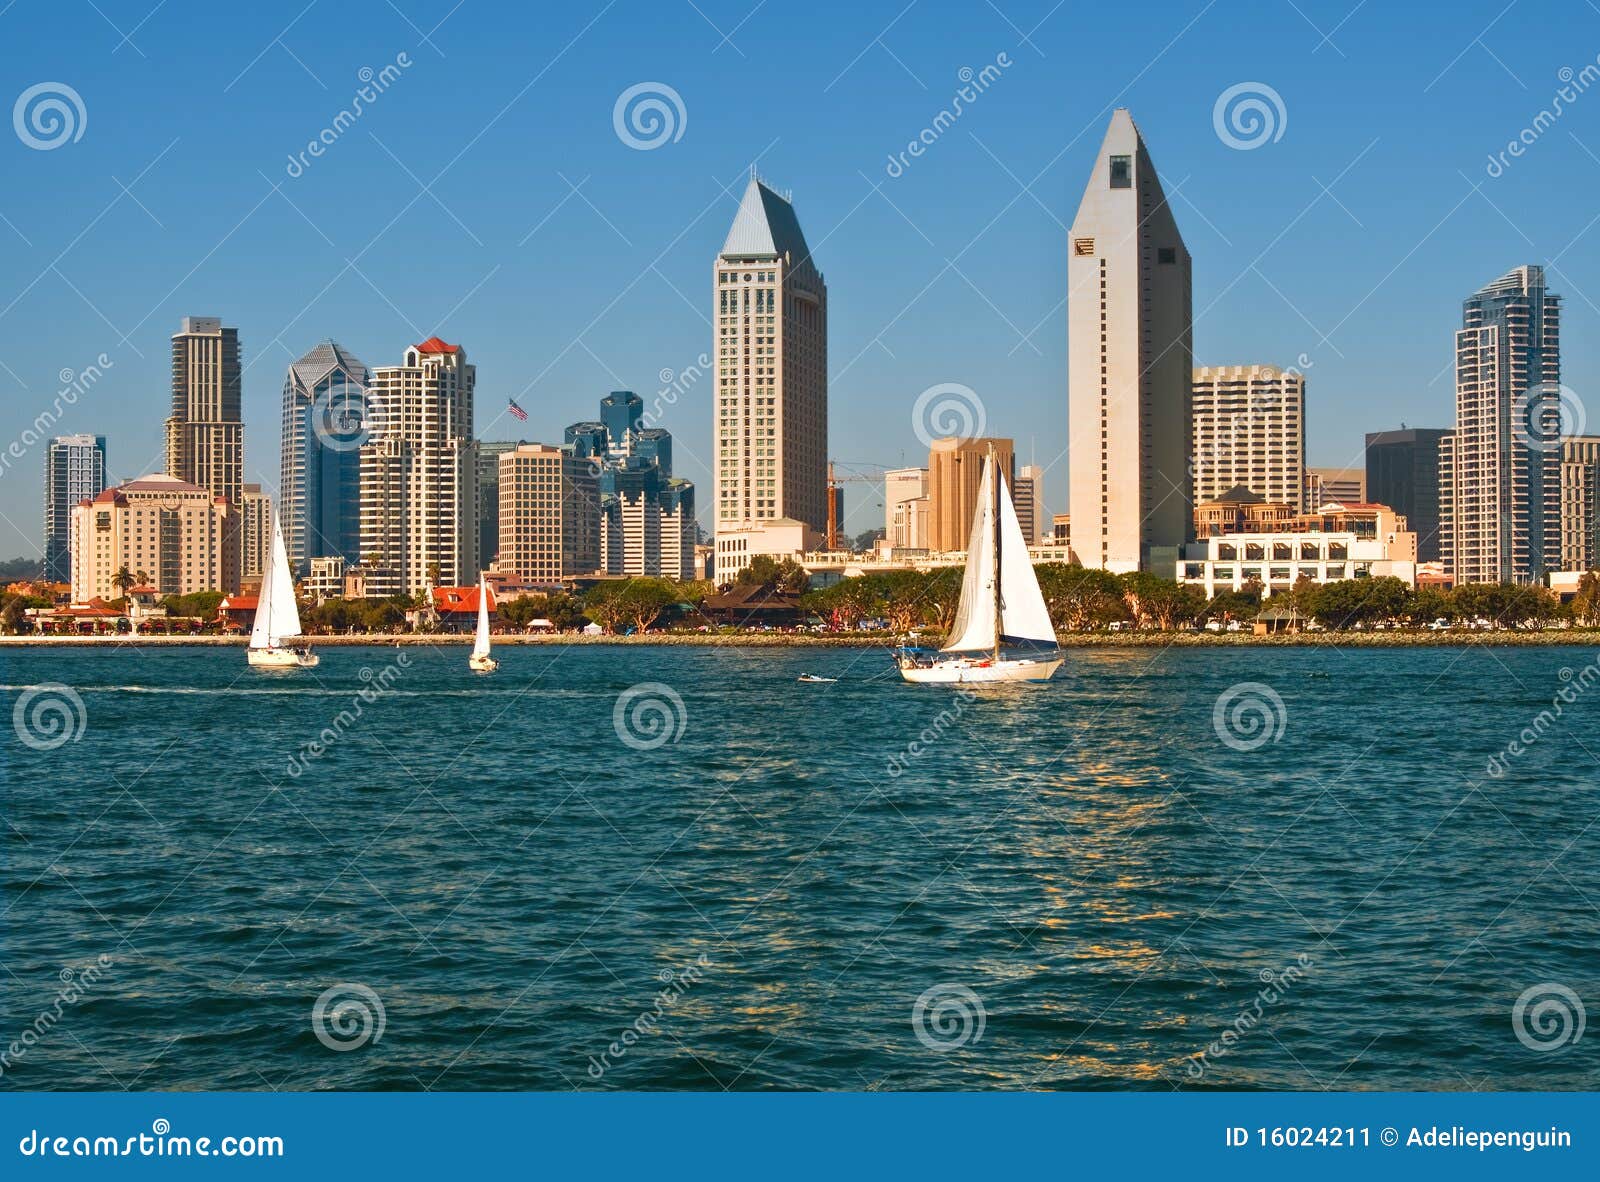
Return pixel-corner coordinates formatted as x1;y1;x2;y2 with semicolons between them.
826;459;890;551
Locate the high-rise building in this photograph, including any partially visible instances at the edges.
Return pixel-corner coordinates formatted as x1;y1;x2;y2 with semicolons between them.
1440;265;1562;584
714;176;828;536
476;441;521;570
359;337;478;597
1067;109;1193;573
165;317;243;509
891;496;931;551
1560;435;1600;572
1365;428;1451;563
71;474;239;601
1014;463;1044;545
567;392;695;579
1191;365;1305;510
43;434;106;582
884;467;928;540
1304;467;1365;507
496;444;601;584
280;339;370;573
240;483;271;581
928;436;1015;552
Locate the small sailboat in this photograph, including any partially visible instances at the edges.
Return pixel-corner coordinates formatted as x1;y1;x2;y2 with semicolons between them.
797;674;837;683
468;577;498;673
248;511;318;669
895;446;1061;684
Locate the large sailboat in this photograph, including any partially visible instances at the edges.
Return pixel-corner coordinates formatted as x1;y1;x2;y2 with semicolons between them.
895;448;1061;684
468;576;497;673
247;512;318;669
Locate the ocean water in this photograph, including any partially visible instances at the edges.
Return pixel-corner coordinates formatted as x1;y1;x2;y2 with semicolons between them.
2;642;1597;1092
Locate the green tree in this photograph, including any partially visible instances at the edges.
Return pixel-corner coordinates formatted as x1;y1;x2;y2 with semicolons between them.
1036;564;1126;631
1571;571;1600;627
617;578;680;633
1118;571;1202;631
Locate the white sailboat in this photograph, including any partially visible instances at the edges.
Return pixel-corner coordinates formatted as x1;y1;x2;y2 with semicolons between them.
896;448;1062;684
468;576;498;673
247;511;319;669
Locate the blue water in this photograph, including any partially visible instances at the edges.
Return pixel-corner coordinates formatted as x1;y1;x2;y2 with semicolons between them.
2;643;1597;1091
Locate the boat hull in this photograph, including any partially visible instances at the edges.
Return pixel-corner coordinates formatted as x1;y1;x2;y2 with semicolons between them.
248;646;319;669
898;655;1062;684
468;654;498;672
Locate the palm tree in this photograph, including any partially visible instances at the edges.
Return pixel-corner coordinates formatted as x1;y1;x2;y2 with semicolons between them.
112;567;135;597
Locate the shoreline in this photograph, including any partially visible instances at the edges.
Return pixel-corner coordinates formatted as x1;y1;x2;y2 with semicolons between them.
4;631;1600;648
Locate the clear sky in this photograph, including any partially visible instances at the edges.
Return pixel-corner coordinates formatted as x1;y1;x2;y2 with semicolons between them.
1;0;1596;553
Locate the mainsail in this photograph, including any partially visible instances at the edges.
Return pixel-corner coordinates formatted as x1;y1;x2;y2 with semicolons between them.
941;456;1056;653
250;513;302;650
472;578;492;659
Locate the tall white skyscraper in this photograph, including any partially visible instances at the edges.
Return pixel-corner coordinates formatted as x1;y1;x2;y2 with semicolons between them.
359;337;478;596
1067;110;1193;573
714;176;828;536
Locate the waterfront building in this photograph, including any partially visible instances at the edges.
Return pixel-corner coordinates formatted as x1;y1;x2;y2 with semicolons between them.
567;392;695;579
1304;467;1365;507
476;441;521;571
305;555;346;605
714;518;817;583
891;495;931;551
1560;435;1600;572
714;176;828;536
358;337;478;597
1014;464;1045;544
70;474;239;601
43;433;106;582
1192;365;1305;509
1365;428;1450;564
496;443;601;585
1178;502;1416;599
165;317;243;510
928;436;1014;552
1067;109;1193;573
1440;265;1562;584
280;339;370;573
240;483;271;581
884;467;928;541
1194;486;1298;538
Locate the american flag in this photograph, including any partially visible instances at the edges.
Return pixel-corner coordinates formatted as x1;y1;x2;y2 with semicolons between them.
507;398;528;422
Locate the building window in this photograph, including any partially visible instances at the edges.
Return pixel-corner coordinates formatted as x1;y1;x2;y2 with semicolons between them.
1108;155;1132;188
1157;247;1176;264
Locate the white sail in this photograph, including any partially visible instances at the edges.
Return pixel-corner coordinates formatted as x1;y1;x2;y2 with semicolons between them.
942;461;999;653
472;578;492;659
251;512;301;650
995;471;1056;645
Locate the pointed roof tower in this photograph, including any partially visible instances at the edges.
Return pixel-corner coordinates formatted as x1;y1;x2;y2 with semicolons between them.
721;175;813;264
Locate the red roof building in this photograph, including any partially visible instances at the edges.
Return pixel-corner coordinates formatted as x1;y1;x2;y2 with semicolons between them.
415;336;459;354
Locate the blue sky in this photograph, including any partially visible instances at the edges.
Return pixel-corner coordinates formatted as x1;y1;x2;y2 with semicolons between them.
2;0;1597;552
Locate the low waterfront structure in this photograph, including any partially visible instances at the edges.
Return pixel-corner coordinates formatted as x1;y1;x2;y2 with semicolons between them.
1177;502;1418;598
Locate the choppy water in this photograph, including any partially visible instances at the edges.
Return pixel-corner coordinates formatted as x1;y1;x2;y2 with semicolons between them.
2;642;1597;1091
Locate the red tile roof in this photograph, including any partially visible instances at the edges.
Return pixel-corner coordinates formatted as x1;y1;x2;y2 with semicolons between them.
415;336;459;354
218;595;259;611
432;585;494;613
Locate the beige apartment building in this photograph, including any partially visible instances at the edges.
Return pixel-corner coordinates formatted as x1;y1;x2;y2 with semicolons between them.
1192;365;1305;510
71;474;240;602
496;443;600;585
1067;110;1193;573
359;337;478;597
1561;435;1600;572
928;436;1014;552
714;176;828;536
165;317;243;509
240;483;271;581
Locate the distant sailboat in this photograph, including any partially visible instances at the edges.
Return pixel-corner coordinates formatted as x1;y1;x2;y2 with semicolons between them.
468;576;497;673
895;447;1061;684
248;512;318;669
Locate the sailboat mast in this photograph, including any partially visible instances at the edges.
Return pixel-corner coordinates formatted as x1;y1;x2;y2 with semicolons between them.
990;445;1001;662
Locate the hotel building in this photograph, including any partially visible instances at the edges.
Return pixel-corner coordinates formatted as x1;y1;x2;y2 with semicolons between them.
928;436;1015;552
1365;428;1450;563
358;337;478;597
714;176;828;536
1191;365;1305;510
1560;435;1600;572
496;443;601;585
280;339;370;573
1178;502;1417;600
165;317;243;510
71;474;239;601
1067;109;1193;573
1440;265;1562;584
43;433;106;582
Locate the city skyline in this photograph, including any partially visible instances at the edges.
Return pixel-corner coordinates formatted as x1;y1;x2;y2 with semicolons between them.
3;2;1598;560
